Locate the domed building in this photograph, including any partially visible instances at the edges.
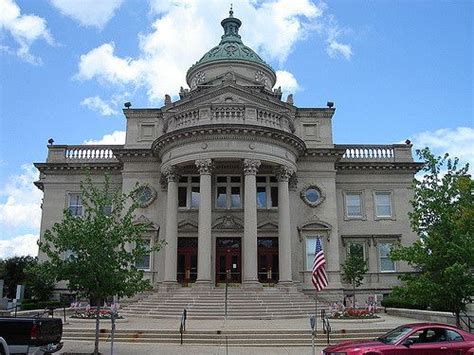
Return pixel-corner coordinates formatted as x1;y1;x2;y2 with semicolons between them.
35;10;421;302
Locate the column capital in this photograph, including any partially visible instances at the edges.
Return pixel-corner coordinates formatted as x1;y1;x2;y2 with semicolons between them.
195;159;214;175
274;165;294;182
162;166;180;183
242;159;261;175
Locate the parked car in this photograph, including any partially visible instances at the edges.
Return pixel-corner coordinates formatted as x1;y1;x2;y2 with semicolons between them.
0;337;10;355
323;322;474;355
0;317;62;354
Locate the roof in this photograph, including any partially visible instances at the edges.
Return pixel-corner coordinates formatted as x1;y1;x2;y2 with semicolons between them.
187;9;275;74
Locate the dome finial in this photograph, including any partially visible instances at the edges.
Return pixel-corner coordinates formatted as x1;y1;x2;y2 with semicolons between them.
229;4;233;17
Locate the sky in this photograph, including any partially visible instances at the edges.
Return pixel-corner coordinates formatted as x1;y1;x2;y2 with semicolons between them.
0;0;472;258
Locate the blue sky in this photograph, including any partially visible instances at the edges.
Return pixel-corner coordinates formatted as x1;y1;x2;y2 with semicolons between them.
0;0;472;258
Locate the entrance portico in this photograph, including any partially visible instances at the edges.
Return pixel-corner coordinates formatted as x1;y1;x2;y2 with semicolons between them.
159;156;296;288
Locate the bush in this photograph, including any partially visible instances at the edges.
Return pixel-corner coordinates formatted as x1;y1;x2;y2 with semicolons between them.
21;300;68;311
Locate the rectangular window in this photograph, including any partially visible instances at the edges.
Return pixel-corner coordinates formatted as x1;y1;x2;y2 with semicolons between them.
305;236;323;271
215;176;242;209
135;239;151;270
379;242;395;272
102;204;112;216
178;176;200;209
256;176;278;209
375;192;392;217
346;193;362;218
347;242;364;259
68;193;83;216
256;186;266;208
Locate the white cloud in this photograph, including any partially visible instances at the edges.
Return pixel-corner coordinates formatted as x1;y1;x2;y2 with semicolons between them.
0;0;54;64
76;0;350;103
0;234;39;258
0;164;42;229
327;40;352;60
275;70;300;94
81;96;118;116
411;127;474;167
49;0;124;29
84;130;126;145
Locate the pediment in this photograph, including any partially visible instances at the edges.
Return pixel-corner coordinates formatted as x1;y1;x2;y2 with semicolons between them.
178;219;199;232
257;220;278;231
133;215;160;231
169;83;293;114
212;215;244;230
298;220;332;231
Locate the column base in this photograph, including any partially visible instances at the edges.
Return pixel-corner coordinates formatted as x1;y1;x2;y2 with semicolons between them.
193;280;213;289
242;280;263;290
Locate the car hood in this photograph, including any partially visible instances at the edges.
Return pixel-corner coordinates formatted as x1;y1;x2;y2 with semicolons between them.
324;340;384;351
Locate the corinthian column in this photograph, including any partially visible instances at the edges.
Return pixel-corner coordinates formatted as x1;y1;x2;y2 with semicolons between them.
275;165;294;285
162;166;180;286
195;159;213;286
243;159;261;287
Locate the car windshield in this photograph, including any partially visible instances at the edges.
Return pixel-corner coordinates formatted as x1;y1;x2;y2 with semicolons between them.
376;326;413;345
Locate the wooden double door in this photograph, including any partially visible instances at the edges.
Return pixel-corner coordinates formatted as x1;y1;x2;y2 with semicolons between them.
258;237;279;283
177;237;198;285
215;238;241;284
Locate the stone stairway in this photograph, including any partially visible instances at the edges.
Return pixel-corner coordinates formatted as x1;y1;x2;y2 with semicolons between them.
62;327;392;347
120;286;328;320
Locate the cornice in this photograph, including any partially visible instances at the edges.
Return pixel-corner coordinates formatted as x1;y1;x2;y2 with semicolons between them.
152;124;306;157
112;148;158;163
296;108;335;119
300;148;346;162
34;162;122;173
336;162;423;173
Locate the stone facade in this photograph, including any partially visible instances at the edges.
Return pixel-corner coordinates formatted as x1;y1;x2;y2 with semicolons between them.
34;11;421;301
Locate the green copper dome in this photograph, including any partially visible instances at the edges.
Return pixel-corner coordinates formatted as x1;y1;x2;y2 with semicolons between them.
188;9;274;73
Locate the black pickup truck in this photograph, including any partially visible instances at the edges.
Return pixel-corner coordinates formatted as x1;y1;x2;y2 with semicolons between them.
0;317;62;354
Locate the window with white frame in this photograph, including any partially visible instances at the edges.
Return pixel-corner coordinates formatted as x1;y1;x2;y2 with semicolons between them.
305;236;323;271
178;176;200;209
256;176;278;209
215;176;241;209
375;192;392;217
135;239;151;270
347;241;365;259
379;242;395;272
68;193;83;216
345;192;363;218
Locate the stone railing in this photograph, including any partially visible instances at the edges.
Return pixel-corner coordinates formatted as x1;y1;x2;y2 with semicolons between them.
338;144;414;163
164;106;292;133
46;145;123;163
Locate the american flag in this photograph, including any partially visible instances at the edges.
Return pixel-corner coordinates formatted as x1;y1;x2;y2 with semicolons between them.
312;238;328;291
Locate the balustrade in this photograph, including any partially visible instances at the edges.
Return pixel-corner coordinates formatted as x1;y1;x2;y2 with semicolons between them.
341;145;395;161
46;145;121;163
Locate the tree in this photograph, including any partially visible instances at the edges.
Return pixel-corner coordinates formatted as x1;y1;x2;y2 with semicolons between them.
390;148;474;326
0;256;35;299
40;174;164;355
341;245;368;308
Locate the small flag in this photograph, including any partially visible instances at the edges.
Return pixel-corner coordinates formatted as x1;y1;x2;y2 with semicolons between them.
312;238;328;291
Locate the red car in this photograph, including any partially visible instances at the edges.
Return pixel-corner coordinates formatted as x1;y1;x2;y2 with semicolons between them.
322;322;474;355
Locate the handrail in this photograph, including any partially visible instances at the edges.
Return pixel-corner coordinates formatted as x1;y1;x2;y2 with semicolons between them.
321;309;331;344
179;309;187;345
459;309;473;332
